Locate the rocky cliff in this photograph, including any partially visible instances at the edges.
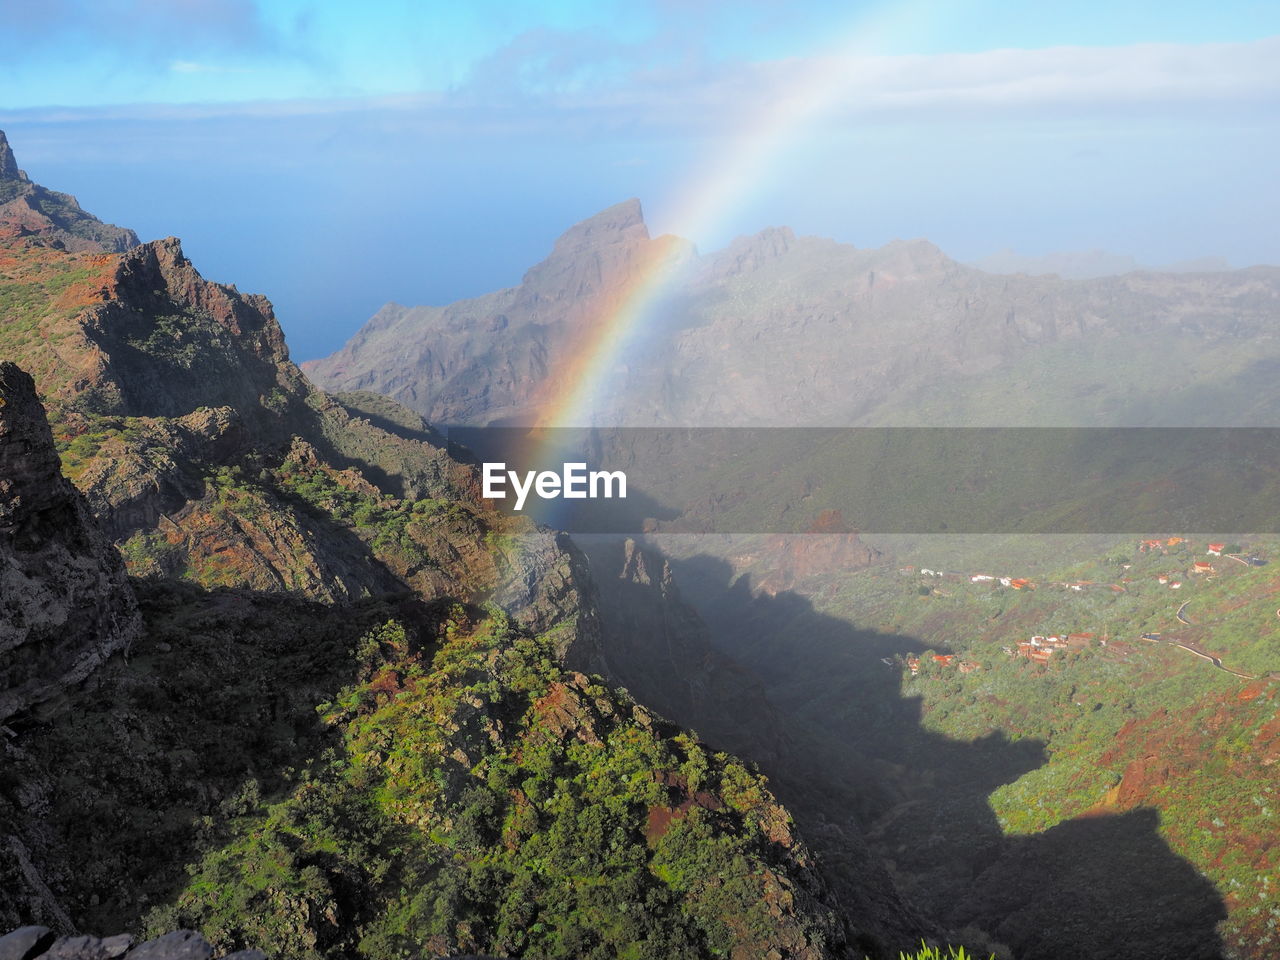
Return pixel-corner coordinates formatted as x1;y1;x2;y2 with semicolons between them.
0;362;140;721
303;199;693;426
576;536;788;764
0;163;599;658
0;131;138;253
0;132;885;959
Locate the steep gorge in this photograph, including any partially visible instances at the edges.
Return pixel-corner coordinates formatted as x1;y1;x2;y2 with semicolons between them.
0;132;914;959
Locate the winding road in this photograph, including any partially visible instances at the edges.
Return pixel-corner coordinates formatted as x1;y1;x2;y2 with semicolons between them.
1145;603;1260;681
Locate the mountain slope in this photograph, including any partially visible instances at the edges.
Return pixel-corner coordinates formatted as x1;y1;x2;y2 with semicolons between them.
0;200;595;645
308;202;1280;428
0;131;138;253
303;199;693;426
0;133;894;959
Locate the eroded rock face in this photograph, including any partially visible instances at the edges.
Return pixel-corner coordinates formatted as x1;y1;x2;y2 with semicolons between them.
576;535;787;763
0;131;139;254
0;363;140;720
303;198;695;426
76;236;307;427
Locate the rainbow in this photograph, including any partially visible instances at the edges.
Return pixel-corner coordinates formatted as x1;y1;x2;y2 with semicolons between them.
532;0;945;433
498;0;946;530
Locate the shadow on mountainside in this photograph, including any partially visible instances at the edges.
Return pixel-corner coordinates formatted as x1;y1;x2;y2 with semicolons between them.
606;543;1229;960
0;579;434;936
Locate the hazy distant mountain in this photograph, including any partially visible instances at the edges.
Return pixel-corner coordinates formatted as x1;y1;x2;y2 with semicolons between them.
305;198;692;426
969;247;1233;279
307;201;1280;428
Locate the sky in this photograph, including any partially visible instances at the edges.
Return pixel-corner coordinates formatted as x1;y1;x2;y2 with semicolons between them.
1;0;1277;360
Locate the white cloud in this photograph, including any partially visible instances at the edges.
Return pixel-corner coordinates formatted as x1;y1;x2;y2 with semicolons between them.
6;35;1278;133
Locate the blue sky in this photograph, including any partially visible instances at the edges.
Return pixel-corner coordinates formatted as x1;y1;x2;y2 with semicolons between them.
2;0;1277;359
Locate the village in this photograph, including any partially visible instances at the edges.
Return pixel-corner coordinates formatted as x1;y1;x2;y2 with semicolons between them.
894;537;1270;680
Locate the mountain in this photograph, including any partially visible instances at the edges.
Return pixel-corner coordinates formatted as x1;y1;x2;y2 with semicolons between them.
0;134;886;958
308;202;1280;428
304;199;692;426
969;248;1234;279
0;131;138;253
308;196;1280;959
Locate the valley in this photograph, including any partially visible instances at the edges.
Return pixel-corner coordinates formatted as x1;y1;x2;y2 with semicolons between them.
3;122;1280;960
303;196;1280;959
0;136;881;960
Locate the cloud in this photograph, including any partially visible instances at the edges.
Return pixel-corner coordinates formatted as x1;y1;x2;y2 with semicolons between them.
0;0;279;61
2;33;1276;136
456;32;1280;124
812;38;1280;112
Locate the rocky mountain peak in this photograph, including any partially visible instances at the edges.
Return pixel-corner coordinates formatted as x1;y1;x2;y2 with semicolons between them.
0;129;137;252
519;198;654;299
707;225;798;277
0;130;26;181
553;197;649;250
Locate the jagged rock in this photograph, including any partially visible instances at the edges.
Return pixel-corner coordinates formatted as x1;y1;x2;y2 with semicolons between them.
35;934;129;959
303;198;694;425
0;363;141;720
0;926;55;960
76;236;306;425
577;535;788;763
0;132;23;182
122;931;211;960
0;131;137;253
490;530;604;673
0;201;602;627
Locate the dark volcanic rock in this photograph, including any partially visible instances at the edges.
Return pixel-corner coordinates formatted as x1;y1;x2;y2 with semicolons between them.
122;931;211;960
0;363;141;720
577;535;787;762
77;236;306;426
38;934;130;959
0;132;21;182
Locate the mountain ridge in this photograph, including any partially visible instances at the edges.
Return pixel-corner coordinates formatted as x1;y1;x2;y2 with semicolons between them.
307;199;1280;428
0;130;138;253
0;129;908;959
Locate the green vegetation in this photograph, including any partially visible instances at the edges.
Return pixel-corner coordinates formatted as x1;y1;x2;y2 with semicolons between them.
149;611;836;959
275;454;448;571
123;312;222;369
799;533;1280;955
896;947;991;960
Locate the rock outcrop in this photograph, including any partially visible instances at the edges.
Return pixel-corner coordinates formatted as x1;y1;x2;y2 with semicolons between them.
0;157;602;655
0;131;138;253
0;363;140;720
0;926;264;960
576;536;785;762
